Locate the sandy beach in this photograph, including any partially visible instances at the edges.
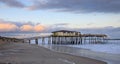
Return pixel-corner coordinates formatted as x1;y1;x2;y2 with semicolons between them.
0;39;107;64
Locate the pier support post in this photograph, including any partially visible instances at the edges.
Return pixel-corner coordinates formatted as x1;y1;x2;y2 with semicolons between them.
80;37;82;44
42;37;45;44
84;37;86;44
52;37;54;44
75;37;78;44
28;40;31;44
35;38;38;44
48;37;51;44
61;37;62;44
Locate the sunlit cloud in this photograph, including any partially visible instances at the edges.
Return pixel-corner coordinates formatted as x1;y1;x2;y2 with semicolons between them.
20;24;45;32
0;22;18;32
34;24;45;32
20;24;34;32
0;19;47;32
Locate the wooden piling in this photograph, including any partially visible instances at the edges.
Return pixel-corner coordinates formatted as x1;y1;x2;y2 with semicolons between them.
42;37;45;44
35;38;38;44
28;40;31;44
48;37;51;44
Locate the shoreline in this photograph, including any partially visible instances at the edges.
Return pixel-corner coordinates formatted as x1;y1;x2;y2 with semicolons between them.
44;45;120;64
0;39;106;64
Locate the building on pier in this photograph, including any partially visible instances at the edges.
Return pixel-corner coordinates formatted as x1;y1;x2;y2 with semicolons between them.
52;30;81;37
51;30;82;44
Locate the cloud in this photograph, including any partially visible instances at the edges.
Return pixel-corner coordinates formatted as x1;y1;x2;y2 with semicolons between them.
41;23;120;38
28;0;120;13
0;19;34;27
0;0;25;8
20;24;34;32
0;19;120;38
1;0;120;13
43;23;82;33
34;24;45;32
20;24;46;32
0;19;45;32
0;22;18;32
53;23;69;26
77;26;120;38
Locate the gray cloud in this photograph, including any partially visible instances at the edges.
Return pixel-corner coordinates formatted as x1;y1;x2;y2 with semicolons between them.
77;26;120;38
28;0;120;13
52;23;69;28
53;23;69;26
0;0;25;8
0;0;120;13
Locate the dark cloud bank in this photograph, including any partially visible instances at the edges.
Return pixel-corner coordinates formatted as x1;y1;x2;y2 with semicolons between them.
0;0;120;13
30;0;120;13
0;0;25;8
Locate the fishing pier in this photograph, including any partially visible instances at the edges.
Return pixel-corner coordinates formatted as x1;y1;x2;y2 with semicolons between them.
25;30;109;45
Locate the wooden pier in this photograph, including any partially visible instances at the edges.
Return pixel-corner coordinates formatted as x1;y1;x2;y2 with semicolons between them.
24;30;109;45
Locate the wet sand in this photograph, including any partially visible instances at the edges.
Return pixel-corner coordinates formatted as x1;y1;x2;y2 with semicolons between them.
0;40;107;64
47;45;120;64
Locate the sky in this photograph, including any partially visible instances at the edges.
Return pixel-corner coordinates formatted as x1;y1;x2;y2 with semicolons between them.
0;0;120;36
